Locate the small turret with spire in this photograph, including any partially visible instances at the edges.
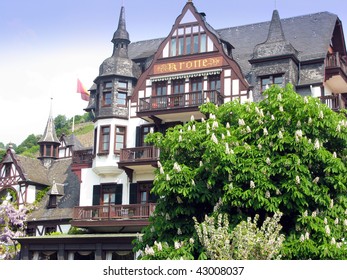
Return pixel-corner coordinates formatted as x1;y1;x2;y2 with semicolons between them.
112;6;130;58
38;98;60;164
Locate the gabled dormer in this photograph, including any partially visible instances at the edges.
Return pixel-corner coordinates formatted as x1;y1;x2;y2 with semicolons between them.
132;1;249;124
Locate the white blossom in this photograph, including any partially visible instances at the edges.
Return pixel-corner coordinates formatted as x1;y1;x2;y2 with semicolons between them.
333;152;337;158
324;218;328;225
174;241;182;249
314;139;320;150
212;121;219;130
331;237;336;245
199;161;203;167
238;118;245;126
159;166;164;174
201;117;205;123
166;174;170;181
210;113;216;120
211;133;218;144
192;124;196;132
250;180;255;189
158;161;162;168
246;126;252;133
312;177;319;184
303;210;308;217
278;131;283;139
308;117;312;124
277;93;282;101
266;157;271;165
178;135;182;142
227;130;231;137
319;110;324;119
336;124;341;133
177;228;182;235
335;218;339;225
177;196;183;204
297;120;301;128
271;114;275;120
221;133;225;140
344;219;347;226
312;211;317;217
330;199;334;209
188;125;191;131
305;232;310;240
258;143;262;150
173;162;181;172
276;189;282;195
225;143;230;154
300;234;305;242
304;96;308;104
263;128;268;136
325;225;331;236
265;191;271;199
226;122;230;129
279;105;284;112
165;213;171;220
189;238;195;244
191;179;196;186
295;176;300;185
190;115;195;122
145;245;155;256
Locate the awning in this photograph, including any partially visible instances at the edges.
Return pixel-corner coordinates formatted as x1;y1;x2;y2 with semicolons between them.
150;68;222;82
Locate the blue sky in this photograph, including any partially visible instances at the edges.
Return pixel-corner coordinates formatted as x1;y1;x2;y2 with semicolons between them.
0;0;346;145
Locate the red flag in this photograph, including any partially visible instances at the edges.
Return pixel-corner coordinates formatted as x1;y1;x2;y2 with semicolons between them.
77;79;90;101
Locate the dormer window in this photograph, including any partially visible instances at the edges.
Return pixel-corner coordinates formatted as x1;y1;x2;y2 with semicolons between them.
261;75;284;92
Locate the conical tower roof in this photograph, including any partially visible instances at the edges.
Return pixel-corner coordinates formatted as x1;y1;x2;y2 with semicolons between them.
38;99;60;144
112;6;130;44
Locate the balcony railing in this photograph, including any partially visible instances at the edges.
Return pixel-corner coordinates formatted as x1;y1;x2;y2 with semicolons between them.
320;95;341;111
119;146;159;163
72;203;156;220
72;148;93;165
326;52;347;77
139;90;224;112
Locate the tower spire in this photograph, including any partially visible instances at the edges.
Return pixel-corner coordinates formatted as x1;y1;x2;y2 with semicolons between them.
111;5;130;57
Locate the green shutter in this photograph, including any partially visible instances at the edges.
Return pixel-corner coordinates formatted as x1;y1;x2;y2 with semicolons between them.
115;184;123;204
92;185;101;205
129;183;138;204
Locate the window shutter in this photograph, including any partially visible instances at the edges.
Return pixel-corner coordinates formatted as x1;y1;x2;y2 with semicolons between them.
135;127;141;147
115;184;123;204
129;183;138;204
92;185;101;205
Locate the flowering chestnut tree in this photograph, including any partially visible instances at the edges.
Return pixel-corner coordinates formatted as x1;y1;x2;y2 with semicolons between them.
0;201;27;260
136;84;347;259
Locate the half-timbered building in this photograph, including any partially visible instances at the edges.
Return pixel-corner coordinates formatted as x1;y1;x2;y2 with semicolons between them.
13;0;347;259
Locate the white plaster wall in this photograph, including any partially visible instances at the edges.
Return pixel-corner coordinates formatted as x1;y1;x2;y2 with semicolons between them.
311;85;323;97
232;79;240;97
26;185;36;204
224;77;231;97
60;224;71;234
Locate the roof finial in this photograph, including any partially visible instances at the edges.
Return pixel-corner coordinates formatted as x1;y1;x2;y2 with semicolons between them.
50;97;53;117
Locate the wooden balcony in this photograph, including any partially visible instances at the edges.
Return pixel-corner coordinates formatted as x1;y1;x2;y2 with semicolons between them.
71;203;156;231
118;146;159;175
72;148;93;166
320;95;342;111
325;52;347;94
137;90;224;123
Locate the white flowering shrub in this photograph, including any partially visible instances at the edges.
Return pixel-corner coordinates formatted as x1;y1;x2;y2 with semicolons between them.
194;213;284;260
135;84;347;259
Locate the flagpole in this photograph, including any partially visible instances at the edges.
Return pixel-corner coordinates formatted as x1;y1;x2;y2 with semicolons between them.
72;115;75;133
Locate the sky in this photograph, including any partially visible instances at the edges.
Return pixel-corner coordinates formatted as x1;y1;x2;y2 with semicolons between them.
0;0;346;145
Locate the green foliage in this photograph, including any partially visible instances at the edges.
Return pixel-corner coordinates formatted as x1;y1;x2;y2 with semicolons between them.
74;123;94;136
0;142;4;149
15;134;40;155
136;84;347;259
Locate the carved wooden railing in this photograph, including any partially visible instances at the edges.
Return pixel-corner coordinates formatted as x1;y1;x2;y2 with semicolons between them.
326;52;347;77
72;203;156;220
320;95;341;111
119;146;159;163
139;90;224;112
72;148;93;165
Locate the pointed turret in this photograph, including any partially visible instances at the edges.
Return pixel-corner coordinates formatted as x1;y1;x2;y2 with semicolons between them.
251;10;298;60
98;5;141;78
38;99;60;161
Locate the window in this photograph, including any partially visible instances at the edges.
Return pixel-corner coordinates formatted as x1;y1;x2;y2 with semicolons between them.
101;184;122;205
155;81;167;96
114;126;126;153
140;125;154;146
138;182;157;204
5;163;11;177
102;82;112;106
171;79;185;107
190;77;203;105
154;81;168;109
48;195;57;208
208;75;221;103
170;24;209;56
99;126;110;154
117;81;128;106
261;75;284;91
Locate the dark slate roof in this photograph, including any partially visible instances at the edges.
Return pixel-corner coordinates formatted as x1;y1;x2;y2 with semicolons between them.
38;115;60;144
27;158;80;222
64;134;84;150
128;11;338;77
